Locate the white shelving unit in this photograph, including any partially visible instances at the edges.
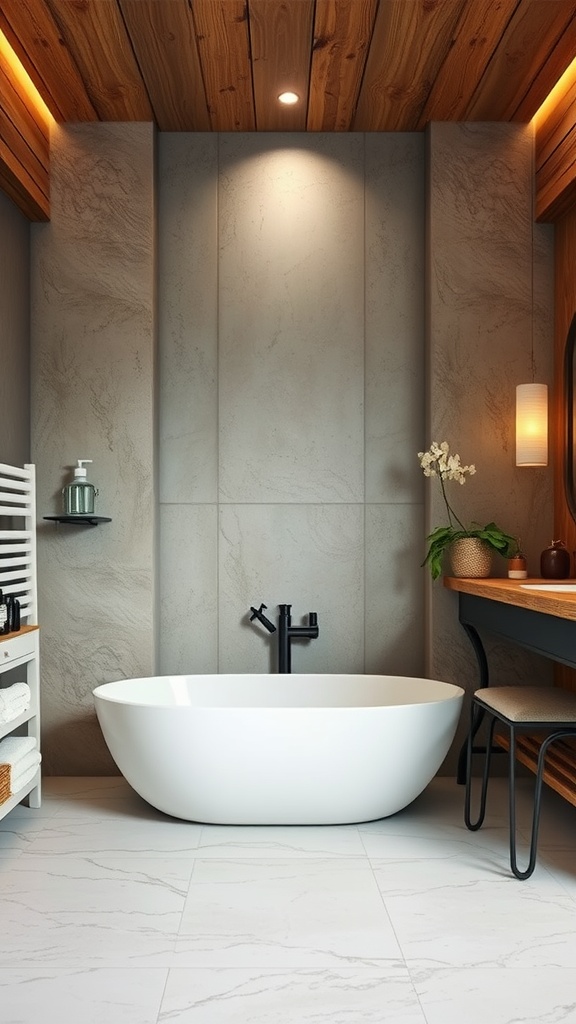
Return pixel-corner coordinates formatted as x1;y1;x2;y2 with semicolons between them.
0;463;40;817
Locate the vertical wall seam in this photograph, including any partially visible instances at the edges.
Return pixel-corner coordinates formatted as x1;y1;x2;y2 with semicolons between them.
216;133;221;673
363;131;367;673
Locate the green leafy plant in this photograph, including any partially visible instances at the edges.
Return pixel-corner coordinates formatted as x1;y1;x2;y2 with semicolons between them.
418;441;516;581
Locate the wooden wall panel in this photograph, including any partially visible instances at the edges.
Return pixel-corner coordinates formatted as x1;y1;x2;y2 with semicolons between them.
0;135;48;220
536;132;576;221
535;62;576;221
0;37;49;220
554;207;576;692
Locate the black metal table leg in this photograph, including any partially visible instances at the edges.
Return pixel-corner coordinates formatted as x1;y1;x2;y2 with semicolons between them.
457;622;490;783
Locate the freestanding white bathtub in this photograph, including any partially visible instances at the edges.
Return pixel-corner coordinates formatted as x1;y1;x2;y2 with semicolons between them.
93;674;464;824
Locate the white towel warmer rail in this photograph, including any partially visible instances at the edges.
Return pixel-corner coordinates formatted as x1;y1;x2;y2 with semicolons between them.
0;463;40;817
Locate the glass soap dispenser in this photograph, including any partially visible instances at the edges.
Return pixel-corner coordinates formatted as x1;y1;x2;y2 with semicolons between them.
62;459;99;516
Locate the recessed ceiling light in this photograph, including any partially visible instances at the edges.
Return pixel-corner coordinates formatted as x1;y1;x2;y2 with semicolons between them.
278;91;299;105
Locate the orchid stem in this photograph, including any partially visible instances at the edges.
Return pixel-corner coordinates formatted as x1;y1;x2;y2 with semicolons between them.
439;476;468;533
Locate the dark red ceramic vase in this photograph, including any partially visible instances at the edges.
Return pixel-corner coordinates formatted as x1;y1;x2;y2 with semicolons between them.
540;540;571;579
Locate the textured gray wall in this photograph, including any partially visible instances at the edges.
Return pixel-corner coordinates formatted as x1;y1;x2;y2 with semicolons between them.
27;123;554;776
426;123;554;773
31;124;157;774
0;191;30;465
158;134;426;679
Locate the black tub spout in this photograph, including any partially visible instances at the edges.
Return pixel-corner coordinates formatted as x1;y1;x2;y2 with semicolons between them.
278;604;319;673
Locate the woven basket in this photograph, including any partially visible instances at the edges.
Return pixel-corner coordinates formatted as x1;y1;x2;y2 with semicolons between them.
0;762;11;804
449;537;492;578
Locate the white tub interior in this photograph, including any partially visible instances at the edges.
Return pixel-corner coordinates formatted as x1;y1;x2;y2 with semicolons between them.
94;673;462;709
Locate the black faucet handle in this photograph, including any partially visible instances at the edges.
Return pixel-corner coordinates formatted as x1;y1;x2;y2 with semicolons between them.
250;603;267;621
249;603;277;633
309;612;318;627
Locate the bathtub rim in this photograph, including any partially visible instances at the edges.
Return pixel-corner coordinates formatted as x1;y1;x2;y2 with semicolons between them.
93;673;464;711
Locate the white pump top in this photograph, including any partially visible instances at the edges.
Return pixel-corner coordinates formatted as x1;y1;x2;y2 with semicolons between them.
74;459;92;479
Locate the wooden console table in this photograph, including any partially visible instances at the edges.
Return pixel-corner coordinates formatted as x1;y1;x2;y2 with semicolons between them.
445;577;576;803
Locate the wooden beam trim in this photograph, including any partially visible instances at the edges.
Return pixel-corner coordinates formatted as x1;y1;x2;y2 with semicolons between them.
536;138;576;222
0;63;49;170
512;11;576;122
0;137;49;220
535;78;576;171
0;105;49;207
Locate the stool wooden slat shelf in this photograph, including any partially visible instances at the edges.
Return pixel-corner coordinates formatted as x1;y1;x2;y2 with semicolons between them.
494;731;576;808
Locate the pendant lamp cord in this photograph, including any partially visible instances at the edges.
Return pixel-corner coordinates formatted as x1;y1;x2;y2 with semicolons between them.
530;136;535;384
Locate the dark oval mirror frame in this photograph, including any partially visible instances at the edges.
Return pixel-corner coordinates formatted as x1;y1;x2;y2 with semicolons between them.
565;312;576;523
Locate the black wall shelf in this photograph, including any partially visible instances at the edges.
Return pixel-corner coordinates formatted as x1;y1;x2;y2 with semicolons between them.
43;516;112;527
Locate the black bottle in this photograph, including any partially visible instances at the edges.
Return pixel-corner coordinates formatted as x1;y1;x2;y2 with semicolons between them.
5;595;13;634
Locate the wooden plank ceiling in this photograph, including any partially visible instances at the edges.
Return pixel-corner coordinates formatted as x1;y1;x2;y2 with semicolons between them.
1;0;576;221
1;0;575;133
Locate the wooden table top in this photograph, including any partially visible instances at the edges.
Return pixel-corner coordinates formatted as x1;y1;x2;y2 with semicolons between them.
443;577;576;623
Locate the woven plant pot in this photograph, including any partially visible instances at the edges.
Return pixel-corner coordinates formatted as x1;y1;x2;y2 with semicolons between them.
449;537;493;578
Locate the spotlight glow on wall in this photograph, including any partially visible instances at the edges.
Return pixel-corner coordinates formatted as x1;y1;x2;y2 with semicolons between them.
278;91;299;105
515;383;548;466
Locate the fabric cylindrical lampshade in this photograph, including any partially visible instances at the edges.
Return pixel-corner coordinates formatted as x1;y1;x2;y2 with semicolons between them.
515;383;548;466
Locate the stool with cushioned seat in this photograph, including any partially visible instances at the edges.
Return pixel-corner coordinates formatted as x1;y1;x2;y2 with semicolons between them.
464;685;576;879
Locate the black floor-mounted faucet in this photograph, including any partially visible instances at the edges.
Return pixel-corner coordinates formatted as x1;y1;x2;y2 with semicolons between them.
249;603;319;673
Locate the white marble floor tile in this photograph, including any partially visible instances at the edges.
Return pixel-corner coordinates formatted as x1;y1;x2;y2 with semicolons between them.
530;846;576;900
0;856;193;968
380;874;576;968
412;967;576;1024
22;818;203;857
2;776;576;1017
1;800;59;820
360;827;512;879
175;858;402;968
0;969;169;1024
0;820;45;857
158;967;428;1023
196;824;366;859
359;777;534;837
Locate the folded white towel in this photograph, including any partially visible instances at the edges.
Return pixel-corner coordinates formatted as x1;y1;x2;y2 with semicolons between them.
0;684;31;722
10;756;41;795
0;683;30;709
0;735;37;767
7;746;41;780
0;704;29;725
